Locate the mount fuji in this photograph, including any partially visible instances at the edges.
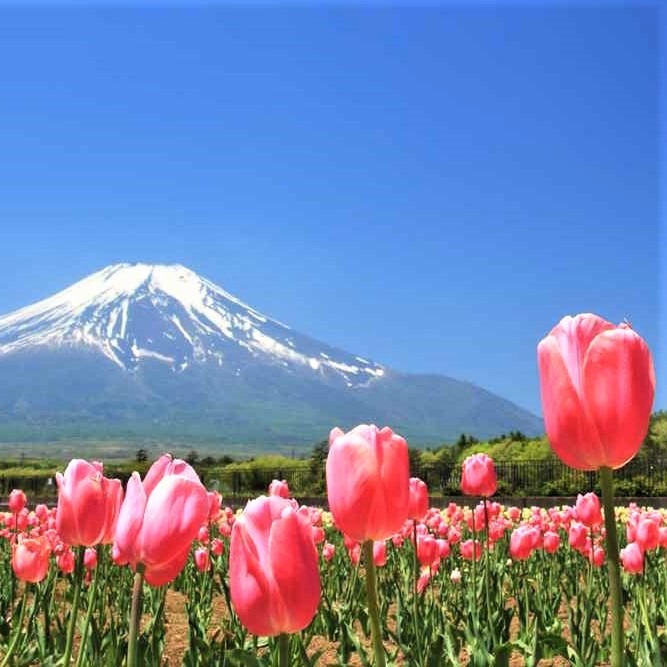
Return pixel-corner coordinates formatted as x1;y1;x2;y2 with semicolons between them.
0;263;542;450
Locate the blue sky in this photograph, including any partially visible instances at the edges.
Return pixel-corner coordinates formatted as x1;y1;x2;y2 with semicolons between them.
0;2;663;419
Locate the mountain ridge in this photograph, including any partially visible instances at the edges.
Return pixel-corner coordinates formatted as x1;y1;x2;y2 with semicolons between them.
0;263;543;448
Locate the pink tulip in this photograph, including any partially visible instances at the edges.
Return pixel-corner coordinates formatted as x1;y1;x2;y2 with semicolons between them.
460;539;482;561
56;460;124;547
8;489;27;514
229;495;321;636
436;538;451;559
211;538;225;557
84;547;98;570
568;522;588;550
417;568;432;594
12;535;51;583
207;491;222;521
635;516;659;552
507;506;522;522
408;478;429;522
322;542;335;562
543;530;561;554
620;542;644;574
113;454;209;587
537;314;655;470
575;493;603;528
326;424;409;542
510;525;540;560
57;548;75;574
417;534;438;567
460;454;497;497
268;479;290;498
591;544;605;567
194;547;210;572
373;540;387;567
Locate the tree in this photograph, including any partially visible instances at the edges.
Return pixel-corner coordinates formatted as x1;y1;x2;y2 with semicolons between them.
136;448;148;463
307;439;329;495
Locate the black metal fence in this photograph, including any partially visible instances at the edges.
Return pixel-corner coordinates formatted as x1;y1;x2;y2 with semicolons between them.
2;457;667;503
203;457;667;499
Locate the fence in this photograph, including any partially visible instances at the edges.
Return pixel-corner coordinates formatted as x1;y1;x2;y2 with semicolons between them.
203;457;667;499
2;457;667;504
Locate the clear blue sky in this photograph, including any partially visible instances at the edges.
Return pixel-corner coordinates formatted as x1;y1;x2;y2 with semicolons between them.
0;2;663;418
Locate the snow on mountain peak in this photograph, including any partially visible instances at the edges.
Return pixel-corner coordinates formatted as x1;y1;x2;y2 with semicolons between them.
0;263;385;386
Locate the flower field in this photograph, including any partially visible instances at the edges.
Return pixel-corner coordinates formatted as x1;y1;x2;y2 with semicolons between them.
1;478;666;666
0;312;659;666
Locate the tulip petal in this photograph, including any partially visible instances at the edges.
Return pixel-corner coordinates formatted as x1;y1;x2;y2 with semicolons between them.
144;546;190;587
113;472;147;565
140;476;208;569
548;314;615;396
583;327;655;469
229;517;274;636
142;454;174;498
326;432;380;542
268;507;321;634
538;335;604;470
375;427;410;539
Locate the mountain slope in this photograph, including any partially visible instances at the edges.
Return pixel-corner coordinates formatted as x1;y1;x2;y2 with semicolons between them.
0;263;543;448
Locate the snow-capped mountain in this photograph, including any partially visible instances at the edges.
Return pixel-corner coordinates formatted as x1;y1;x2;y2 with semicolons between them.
0;263;543;449
0;263;385;386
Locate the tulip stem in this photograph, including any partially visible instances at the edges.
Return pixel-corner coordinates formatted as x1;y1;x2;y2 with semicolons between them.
412;522;424;667
483;499;495;649
127;564;146;667
362;540;386;667
278;632;289;667
75;548;100;667
1;583;28;667
62;547;85;667
599;466;624;667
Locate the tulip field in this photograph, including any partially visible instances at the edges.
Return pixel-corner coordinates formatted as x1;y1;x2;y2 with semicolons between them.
1;470;666;666
0;313;659;665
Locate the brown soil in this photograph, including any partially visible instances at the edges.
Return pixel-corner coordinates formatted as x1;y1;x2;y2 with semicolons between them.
157;590;586;666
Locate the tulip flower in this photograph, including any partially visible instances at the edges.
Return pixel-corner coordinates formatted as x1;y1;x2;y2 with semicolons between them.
575;492;603;528
8;489;27;514
635;516;659;552
509;525;540;560
12;535;51;583
407;477;429;522
268;479;290;498
373;540;387;567
543;530;561;554
537;313;655;471
538;313;655;667
83;547;97;570
620;541;644;574
207;491;222;521
229;495;320;637
113;454;209;587
194;547;210;572
211;538;225;557
460;538;482;561
460;454;497;497
322;542;335;562
417;534;438;567
56;459;124;547
57;548;75;575
326;424;409;542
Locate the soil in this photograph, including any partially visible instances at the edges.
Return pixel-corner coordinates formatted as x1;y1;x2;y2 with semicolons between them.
157;590;586;666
